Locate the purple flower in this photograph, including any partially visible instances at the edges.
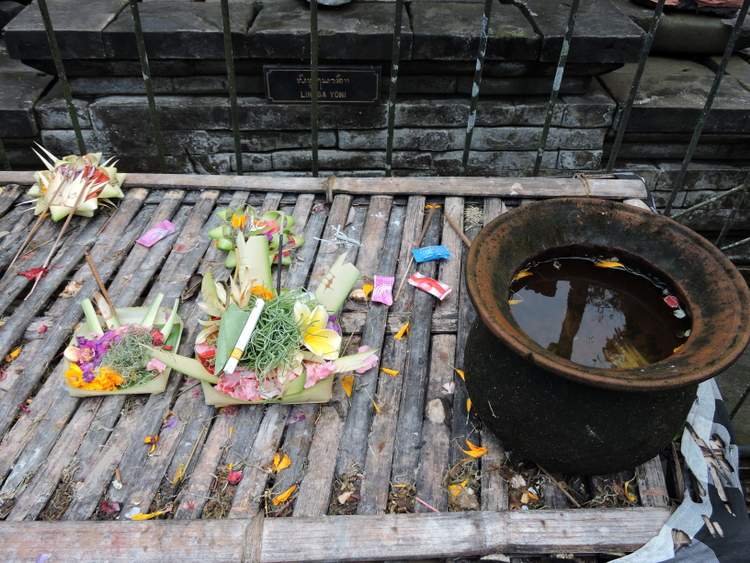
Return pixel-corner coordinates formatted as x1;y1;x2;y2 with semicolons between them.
326;314;342;335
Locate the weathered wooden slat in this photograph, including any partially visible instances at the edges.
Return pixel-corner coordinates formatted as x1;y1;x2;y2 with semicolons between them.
415;333;456;513
479;197;510;513
0;209;35;271
335;196;401;476
0;183;24;216
434;197;464;319
389;207;442;486
0;508;670;561
284;207;368;517
293;405;344;518
0;172;649;200
356;337;407;515
449;216;482;466
636;456;670;508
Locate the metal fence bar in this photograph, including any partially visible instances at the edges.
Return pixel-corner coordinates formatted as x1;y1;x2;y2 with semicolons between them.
605;0;666;173
310;0;320;178
36;0;86;154
715;190;746;248
671;182;750;220
221;0;243;175
0;138;10;171
461;0;494;173
663;0;750;215
129;0;166;171
384;0;405;177
533;0;580;176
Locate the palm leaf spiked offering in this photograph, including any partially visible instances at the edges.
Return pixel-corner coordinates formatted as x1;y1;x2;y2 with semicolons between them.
63;293;183;397
152;228;378;406
10;144;126;295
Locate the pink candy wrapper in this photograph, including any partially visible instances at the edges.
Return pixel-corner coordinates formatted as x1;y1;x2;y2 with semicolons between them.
408;272;452;301
372;275;394;306
136;220;176;248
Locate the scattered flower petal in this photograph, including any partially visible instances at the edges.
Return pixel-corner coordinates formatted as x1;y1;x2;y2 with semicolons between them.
595;260;625;269
146;357;166;374
512;270;533;282
442;382;455;394
99;499;120;515
18;267;48;281
272;484;297;506
128;506;171;521
624;478;638;503
227;469;244;485
362;283;374;299
466;398;472;413
453;368;465;381
273;452;292;473
5;346;22;363
381;367;399;377
394;322;410;341
341;374;354;397
508;299;522;305
461;438;487;459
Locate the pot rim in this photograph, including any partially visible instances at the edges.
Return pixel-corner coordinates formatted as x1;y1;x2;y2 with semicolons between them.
466;197;750;392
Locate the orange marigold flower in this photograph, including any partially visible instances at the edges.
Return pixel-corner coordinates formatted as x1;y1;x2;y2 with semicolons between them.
65;364;85;388
251;285;274;300
231;213;248;230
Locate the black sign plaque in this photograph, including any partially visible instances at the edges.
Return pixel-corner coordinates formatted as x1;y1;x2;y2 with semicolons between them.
264;65;380;104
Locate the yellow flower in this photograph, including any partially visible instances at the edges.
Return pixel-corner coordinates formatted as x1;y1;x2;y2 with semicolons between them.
294;302;341;360
231;213;247;230
98;366;125;390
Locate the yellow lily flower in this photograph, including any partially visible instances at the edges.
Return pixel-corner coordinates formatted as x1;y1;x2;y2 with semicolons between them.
294;302;341;360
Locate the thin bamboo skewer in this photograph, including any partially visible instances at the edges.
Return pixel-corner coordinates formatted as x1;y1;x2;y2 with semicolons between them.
444;213;472;248
84;250;119;324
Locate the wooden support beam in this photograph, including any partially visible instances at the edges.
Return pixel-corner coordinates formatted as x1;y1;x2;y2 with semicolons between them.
0;172;648;200
0;508;670;561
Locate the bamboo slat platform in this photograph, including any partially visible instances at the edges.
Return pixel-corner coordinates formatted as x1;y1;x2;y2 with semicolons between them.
0;173;673;562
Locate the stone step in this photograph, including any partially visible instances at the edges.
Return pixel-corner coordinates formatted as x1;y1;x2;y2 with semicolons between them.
3;0;645;64
601;56;750;135
0;42;53;138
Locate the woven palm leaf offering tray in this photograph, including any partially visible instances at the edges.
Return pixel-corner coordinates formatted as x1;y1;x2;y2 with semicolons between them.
152;208;378;406
63;295;183;397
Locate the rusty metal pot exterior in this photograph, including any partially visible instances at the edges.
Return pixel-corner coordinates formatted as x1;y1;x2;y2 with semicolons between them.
464;198;750;475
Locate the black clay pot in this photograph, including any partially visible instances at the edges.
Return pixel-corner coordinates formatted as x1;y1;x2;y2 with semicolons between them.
464;198;750;475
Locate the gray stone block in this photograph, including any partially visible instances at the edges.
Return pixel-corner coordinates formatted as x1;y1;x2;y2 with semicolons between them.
394;97;564;128
248;0;411;60
70;76;174;96
395;75;457;95
456;75;591;96
432;149;557;175
338;128;464;151
230;153;274;173
560;80;616;128
40;129;110;156
523;0;644;63
471;127;606;151
558;149;603;170
409;1;540;61
273;149;386;171
0;69;52;137
35;84;91;129
103;1;257;59
4;0;128;59
206;130;337;152
609;140;750;161
601;57;750;134
91;95;388;132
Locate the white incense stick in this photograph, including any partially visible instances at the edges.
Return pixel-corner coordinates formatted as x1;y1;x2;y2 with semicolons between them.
223;298;265;375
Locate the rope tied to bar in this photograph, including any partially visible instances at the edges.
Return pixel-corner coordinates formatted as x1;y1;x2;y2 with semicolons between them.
573;172;592;197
